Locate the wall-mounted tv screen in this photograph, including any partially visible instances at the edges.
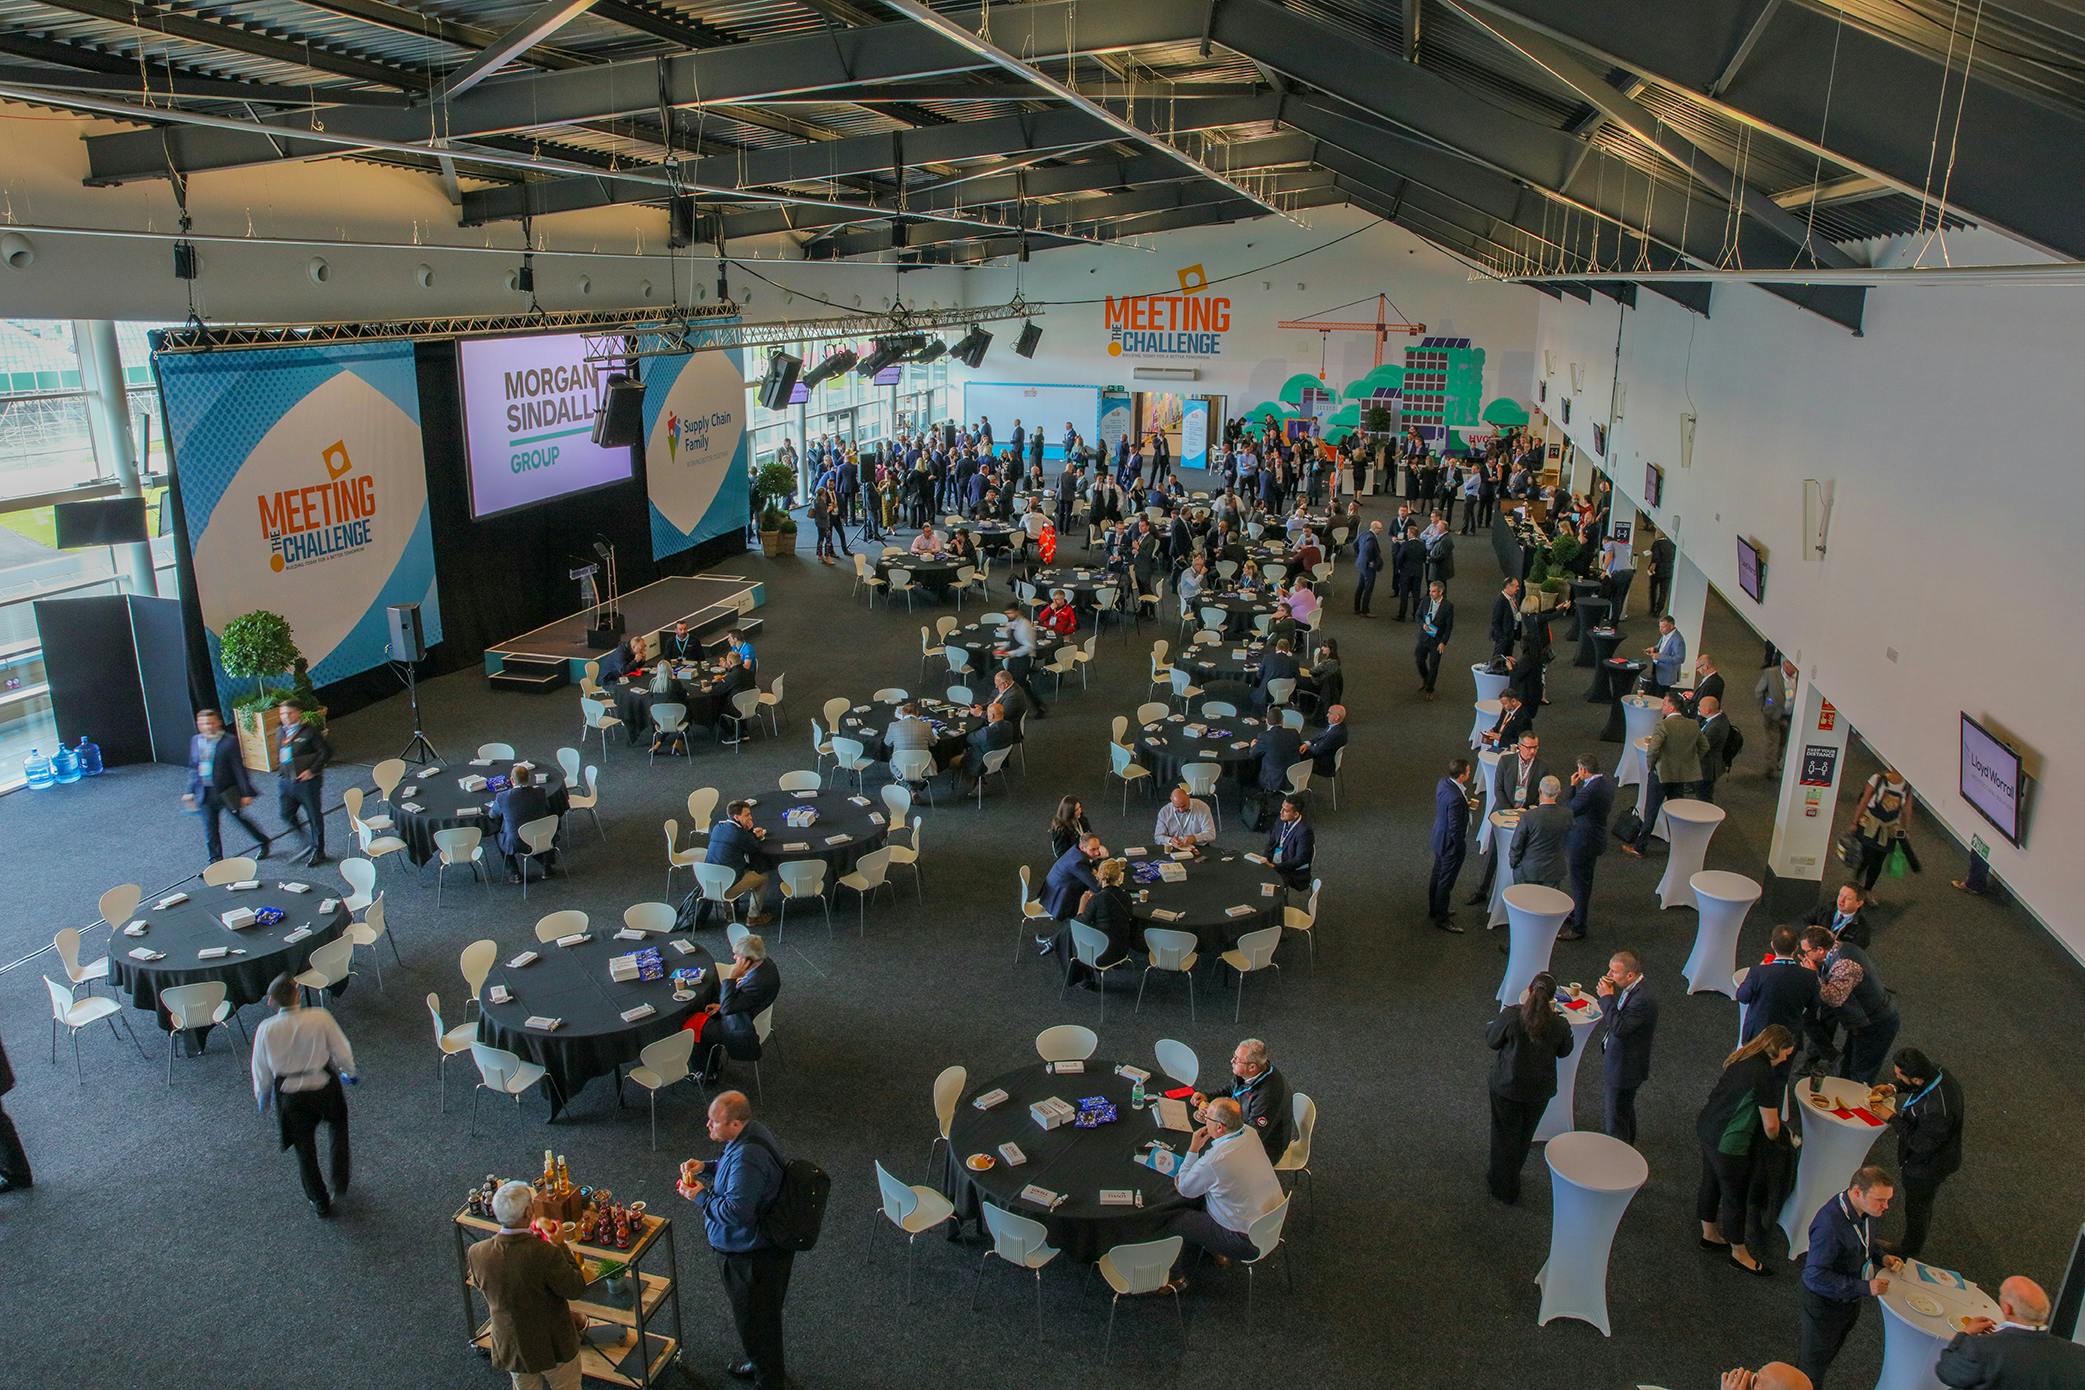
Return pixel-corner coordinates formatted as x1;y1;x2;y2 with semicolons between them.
457;332;637;519
1960;713;2026;845
1736;535;1765;601
54;496;148;548
1644;461;1664;507
1592;422;1607;455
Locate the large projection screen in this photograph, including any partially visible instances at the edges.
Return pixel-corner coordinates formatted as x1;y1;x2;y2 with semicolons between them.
458;332;635;518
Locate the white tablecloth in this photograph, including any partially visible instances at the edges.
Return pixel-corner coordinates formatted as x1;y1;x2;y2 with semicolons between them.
1683;871;1762;998
1498;883;1573;1006
1779;1075;1892;1258
1537;993;1606;1141
1536;1131;1648;1336
1653;799;1726;909
1876;1264;2002;1390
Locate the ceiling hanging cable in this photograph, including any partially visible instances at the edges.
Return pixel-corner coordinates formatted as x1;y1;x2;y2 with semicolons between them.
1798;3;1849;267
1911;0;1968;245
1921;0;1987;268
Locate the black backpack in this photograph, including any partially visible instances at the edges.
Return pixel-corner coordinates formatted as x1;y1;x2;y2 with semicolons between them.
743;1131;830;1252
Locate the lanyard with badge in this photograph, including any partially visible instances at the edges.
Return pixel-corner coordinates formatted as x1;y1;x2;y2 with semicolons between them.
1838;1194;1873;1280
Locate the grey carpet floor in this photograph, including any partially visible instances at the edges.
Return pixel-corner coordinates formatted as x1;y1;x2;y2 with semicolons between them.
3;480;2081;1390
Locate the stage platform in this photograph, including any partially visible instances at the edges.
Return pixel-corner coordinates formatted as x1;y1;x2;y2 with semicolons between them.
484;572;764;681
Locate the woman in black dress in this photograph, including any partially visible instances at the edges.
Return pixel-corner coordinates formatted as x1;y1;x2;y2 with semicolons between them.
1048;795;1093;859
1485;972;1575;1204
1066;857;1136;990
1697;1024;1794;1275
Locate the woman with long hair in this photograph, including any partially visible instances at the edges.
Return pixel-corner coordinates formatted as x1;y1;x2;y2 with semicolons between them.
1484;973;1575;1203
1697;1024;1795;1274
1048;795;1093;860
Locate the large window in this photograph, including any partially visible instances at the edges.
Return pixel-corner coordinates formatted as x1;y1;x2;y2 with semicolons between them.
743;341;950;495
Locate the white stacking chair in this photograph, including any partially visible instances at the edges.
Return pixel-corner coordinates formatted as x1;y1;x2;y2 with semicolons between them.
1063;921;1130;1018
342;786;393;833
1034;1023;1098;1063
425;993;477;1112
852;551;886;604
555;746;581;788
920;626;947;682
98;880;143;932
1043;644;1081;697
777;860;833;938
1281;707;1307;732
434;826;487;904
886;569;918;611
624;1030;699;1152
581;696;624;756
341;859;378;915
1108;742;1152;813
159;981;241;1085
648;702;689;764
1237;1195;1295;1324
579;661;604;700
972;745;1015;808
687;787;721;837
371;757;407;804
873;1159;956;1302
886;819;925;900
1111;715;1129;748
1074;633;1101;688
1199;604;1228;634
777;770;822;792
293;937;354;1007
1135;701;1171;727
1136;927;1201;1020
982;611;1011;628
1282;879;1323;971
757;673;788;737
53;926;110;996
1219;925;1283;1022
694;863;754;924
347;897;393;988
515;816;561;897
1015;866;1055;963
346;793;407;867
1193;628;1223;646
1092;584;1121;636
1181;762;1224;834
928;1064;967;1182
1168;666;1204;710
469;1042;548;1134
1201;700;1239;720
1098;1237;1187;1362
44;976;137;1082
974;1203;1062;1335
565;766;605;843
828;736;874;792
945;684;975;707
202;856;258;887
477;742;517;762
945;645;977;685
1282;761;1314;798
664;819;705;896
623;901;676;935
872;687;910;704
1154;1038;1199;1089
835;848;896;934
727;921;751;955
1275;1093;1318;1227
459;939;496;1021
1147;642;1172;698
879;782;914;833
1264;677;1297;709
534;909;589;945
1323;747;1345;810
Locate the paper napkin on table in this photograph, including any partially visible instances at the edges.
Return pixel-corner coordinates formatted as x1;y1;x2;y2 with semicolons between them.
279;882;311;894
669;939;698;956
487;985;512;1004
793;790;817;799
197;946;230;960
128;947;165;961
282;926;313;945
123;921;149;937
614;928;646;941
506;950;540;968
823;834;850;845
1149;909;1184;922
229;880;262;892
155;893;189;909
555;933;590;948
1225;905;1256;918
620;1004;656;1023
524;1016;562;1031
1098;1190;1136;1206
848;795;872;806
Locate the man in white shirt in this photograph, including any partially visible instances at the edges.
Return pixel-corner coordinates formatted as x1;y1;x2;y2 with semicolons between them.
909;527;943;557
1162;1097;1282;1289
251;972;358;1217
1154;785;1216;850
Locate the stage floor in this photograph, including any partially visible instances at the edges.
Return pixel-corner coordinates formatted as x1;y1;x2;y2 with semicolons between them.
485;572;763;677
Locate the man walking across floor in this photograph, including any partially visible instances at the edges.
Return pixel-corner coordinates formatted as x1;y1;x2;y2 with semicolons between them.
274;700;332;866
250;972;356;1217
1428;758;1477;932
1594;949;1657;1144
1561;754;1613;941
468;1180;589;1390
1353;519;1384;616
183;707;270;865
682;1091;793;1390
1800;1166;1903;1390
1414;580;1454;699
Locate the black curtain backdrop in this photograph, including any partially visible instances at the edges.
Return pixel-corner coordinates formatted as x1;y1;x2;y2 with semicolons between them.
162;338;745;727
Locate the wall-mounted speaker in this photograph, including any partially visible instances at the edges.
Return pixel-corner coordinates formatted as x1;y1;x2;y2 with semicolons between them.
759;352;803;410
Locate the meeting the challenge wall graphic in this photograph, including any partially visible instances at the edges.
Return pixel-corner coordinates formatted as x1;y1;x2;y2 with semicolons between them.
156;341;443;704
641;347;749;561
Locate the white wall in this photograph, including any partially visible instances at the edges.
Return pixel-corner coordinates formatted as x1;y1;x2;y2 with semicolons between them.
1531;242;2083;960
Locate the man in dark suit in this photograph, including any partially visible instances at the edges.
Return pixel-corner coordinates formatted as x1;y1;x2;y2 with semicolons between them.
1191;1038;1293;1161
273;701;332;866
1561;755;1614;941
1508;777;1572;891
1878;1046;1964;1260
1594;949;1657;1144
1299;705;1348;777
1414;581;1454;697
1801;1167;1905;1390
1263;796;1314;892
1479;690;1535;752
1687;652;1726;713
690;932;782;1083
1245;721;1305;832
1040;832;1105;926
490;764;556;885
1472;733;1548;904
1697;695;1732;803
704;799;774;926
1805;883;1873;950
955;701;1017;795
1489;578;1523;660
1392;521;1426;620
183;708;270;864
1644;526;1676;616
1424;527;1456;592
1353;520;1384;616
662;620;700;663
1736;926;1824;1043
1428;758;1476;931
596;635;643;684
0;1033;27;1193
1938;1275;2085;1388
1251;639;1302;712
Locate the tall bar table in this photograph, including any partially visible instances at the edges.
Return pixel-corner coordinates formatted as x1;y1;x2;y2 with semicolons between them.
1535;1131;1648;1336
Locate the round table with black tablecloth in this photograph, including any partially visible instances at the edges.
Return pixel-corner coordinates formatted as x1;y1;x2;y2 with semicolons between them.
1598;660;1647;741
392;759;568;867
1192;591;1282;636
879;552;966;596
1566;581;1605;641
942;1062;1192;1263
1124;849;1287;955
694;789;891;876
476;933;719;1121
1175;639;1268;695
966;523;1021;557
611;662;732;745
108;879;352;1043
1584;630;1628;697
837;697;983;768
1027;566;1116;609
943;621;1069;676
1574;601;1614;667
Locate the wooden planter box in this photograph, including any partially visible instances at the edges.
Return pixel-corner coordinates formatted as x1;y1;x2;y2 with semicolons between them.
233;704;327;773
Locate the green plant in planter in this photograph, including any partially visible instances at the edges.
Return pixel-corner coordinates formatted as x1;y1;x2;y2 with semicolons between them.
1541;575;1568;595
1363;404;1392;436
1548;532;1583;572
778;512;799;535
758;504;789;532
752;460;798;514
218;610;301;708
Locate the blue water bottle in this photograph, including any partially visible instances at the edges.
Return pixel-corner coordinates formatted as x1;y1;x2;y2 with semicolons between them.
51;744;81;784
22;748;53;789
77;736;104;777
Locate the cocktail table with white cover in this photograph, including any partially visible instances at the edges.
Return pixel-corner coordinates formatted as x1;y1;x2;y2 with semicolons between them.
1631;740;1658;827
1613;695;1662;786
1653;800;1726;909
1486;810;1524;928
1469;698;1503;750
1779;1075;1893;1258
1535;1131;1648;1335
1683;871;1762;998
1876;1263;2002;1390
1536;990;1606;1141
1474;750;1503;855
1472;663;1510;704
1497;883;1573;1005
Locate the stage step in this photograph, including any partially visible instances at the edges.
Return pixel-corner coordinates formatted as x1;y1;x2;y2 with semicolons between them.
699;615;762;653
489;655;570;694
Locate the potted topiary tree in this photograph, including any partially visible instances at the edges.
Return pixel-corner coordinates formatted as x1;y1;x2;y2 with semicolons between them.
218;609;322;771
752;459;799;558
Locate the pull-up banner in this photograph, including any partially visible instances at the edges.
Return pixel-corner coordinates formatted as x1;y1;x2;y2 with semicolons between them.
156;341;441;705
642;347;749;560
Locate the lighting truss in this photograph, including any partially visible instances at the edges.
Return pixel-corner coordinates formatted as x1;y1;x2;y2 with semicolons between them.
580;297;1041;363
150;303;740;354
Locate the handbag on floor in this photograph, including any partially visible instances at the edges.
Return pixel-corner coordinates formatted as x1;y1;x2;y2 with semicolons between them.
1611;808;1644;844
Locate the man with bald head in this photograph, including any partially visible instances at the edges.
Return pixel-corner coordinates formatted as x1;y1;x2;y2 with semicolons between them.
1720;1365;1811;1390
1938;1276;2085;1387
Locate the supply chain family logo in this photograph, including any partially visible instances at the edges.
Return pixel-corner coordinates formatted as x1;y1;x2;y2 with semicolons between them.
1105;263;1232;358
665;406;737;466
256;439;376;573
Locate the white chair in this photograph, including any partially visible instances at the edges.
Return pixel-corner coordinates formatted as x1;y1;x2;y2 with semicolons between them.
727;921;751;954
1282;879;1323;971
973;1203;1062;1334
556;746;582;787
1147;642;1173;697
873;1159;956;1301
1281;707;1306;732
53;926;110;995
971;745;1015;808
1135;700;1170;728
886;819;926;900
469;1042;548;1134
44;976;136;1083
581;696;624;755
623;901;676;935
434;826;487;904
777;770;822;792
345;791;407;866
707;1002;778;1100
1111;715;1129;747
202;856;258;887
886;568;918;611
341;859;378;915
920;625;947;682
371;757;407;803
1043;644;1081;697
945;645;977;684
1323;746;1345;809
342;786;393;833
872;687;911;704
852;551;886;604
347;897;393;988
1136;927;1201;1020
1181;762;1224;834
665;819;705;896
1108;742;1152;813
828;735;874;792
777;860;833;938
1282;761;1314;798
1015;865;1055;963
459;938;497;1020
648;701;689;764
879;782;914;832
1219;925;1283;1022
817;701;849;774
1034;1023;1098;1063
1275;1093;1318;1225
565;766;605;843
477;742;517;762
293;937;354;1007
694;863;754;924
687;788;721;836
927;1063;967;1182
835;848;896;934
1154;1038;1199;1089
624;1030;699;1151
515;815;561;897
1168;666;1204;710
1098;1237;1187;1362
1236;1195;1295;1322
1264;677;1297;709
1063;921;1130;1018
159;981;240;1085
425;993;477;1112
1201;700;1239;720
535;909;589;944
945;684;975;707
757;673;788;737
98;881;143;932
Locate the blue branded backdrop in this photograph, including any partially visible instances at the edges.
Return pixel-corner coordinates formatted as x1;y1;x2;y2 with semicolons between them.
641;347;749;560
157;341;442;707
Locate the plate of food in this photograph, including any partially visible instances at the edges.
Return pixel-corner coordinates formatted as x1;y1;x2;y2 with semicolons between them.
1904;1292;1943;1317
1806;1094;1834;1109
965;1153;996;1172
671;990;696;1002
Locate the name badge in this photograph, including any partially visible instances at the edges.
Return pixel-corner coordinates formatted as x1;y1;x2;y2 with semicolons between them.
197;758;214;780
279;745;294;764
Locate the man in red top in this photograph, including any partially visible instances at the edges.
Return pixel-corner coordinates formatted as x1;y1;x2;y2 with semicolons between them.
1038;591;1079;635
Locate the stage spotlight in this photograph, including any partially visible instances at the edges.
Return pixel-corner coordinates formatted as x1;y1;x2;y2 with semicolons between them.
913;339;947;365
800;348;857;389
949;324;992;369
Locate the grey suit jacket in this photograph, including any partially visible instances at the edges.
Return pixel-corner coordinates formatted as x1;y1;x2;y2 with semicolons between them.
1937;1325;2085;1389
1508;803;1572;887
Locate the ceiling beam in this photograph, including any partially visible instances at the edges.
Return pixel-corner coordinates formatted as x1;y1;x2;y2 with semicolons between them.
1405;0;1423;61
37;0;431;91
81;1;1206;184
758;79;1266;103
1707;0;1780;97
929;187;1344;264
588;0;738;48
1770;174;1890;210
440;0;602;100
0;60;412;107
